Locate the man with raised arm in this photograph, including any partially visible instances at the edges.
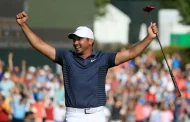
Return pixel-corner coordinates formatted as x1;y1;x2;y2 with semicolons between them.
16;11;158;122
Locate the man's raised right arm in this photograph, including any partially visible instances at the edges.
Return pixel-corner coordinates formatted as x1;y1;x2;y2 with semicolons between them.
16;12;56;61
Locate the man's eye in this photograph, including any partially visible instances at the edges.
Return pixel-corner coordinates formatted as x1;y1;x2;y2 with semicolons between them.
78;37;82;40
73;36;82;40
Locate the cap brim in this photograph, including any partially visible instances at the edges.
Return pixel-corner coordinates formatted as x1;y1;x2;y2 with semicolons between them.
68;33;77;39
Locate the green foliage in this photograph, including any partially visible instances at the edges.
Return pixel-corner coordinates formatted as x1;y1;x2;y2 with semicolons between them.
176;0;190;25
159;0;178;8
95;0;110;17
159;0;190;25
94;0;190;24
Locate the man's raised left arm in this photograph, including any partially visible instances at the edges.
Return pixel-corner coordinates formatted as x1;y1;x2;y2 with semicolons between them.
115;23;158;65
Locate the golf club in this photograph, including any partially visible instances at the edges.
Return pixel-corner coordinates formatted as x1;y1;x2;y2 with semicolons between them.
143;6;181;97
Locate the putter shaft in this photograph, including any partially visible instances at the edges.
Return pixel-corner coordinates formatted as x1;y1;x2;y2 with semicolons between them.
148;13;181;97
156;35;181;97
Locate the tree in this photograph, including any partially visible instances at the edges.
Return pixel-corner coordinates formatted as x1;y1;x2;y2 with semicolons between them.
95;0;110;17
159;0;190;25
176;0;190;25
123;0;190;25
159;0;178;8
95;0;190;24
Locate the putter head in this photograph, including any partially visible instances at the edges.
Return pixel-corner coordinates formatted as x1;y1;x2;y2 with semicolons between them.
143;6;155;13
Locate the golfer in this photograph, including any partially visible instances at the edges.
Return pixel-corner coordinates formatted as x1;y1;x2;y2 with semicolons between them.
16;12;158;122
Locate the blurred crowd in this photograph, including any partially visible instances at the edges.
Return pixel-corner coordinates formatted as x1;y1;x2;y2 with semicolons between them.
0;53;65;122
0;51;190;122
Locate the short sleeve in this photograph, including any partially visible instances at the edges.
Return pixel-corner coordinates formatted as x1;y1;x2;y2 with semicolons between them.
54;48;67;66
106;52;117;68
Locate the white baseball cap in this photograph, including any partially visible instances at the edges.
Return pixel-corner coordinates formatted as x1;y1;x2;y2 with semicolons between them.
68;26;94;40
4;72;10;79
28;66;36;73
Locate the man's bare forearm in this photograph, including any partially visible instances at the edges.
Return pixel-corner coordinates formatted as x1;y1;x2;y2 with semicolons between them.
16;12;55;61
115;23;158;65
128;35;154;59
20;23;45;50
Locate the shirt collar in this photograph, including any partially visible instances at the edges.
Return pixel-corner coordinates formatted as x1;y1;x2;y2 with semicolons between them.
72;50;97;58
91;50;96;57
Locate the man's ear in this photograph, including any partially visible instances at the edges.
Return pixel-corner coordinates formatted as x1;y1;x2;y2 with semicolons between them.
89;39;94;46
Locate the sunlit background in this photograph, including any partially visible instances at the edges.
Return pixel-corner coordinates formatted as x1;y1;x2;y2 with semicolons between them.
0;0;190;122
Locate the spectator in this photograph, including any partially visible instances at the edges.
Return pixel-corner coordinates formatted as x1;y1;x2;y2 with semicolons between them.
160;103;174;122
162;54;172;70
0;59;4;80
110;96;122;122
149;103;160;122
134;99;146;122
0;93;11;122
44;99;54;122
143;102;152;121
54;101;66;122
124;100;136;122
32;92;45;122
104;106;111;122
55;81;64;105
0;72;15;97
172;53;181;69
0;51;189;122
24;103;35;122
11;98;27;122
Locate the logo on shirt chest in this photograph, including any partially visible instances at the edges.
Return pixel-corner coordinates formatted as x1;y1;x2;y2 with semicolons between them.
90;59;96;62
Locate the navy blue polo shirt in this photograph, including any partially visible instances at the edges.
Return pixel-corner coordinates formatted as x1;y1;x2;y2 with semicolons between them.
54;49;117;108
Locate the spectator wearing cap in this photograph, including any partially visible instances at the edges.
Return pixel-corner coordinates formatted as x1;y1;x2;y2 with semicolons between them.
43;65;53;82
36;69;47;85
24;66;36;84
46;75;58;100
0;72;15;97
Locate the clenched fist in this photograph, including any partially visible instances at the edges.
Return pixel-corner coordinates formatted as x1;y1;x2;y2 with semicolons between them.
16;12;28;26
148;23;159;39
